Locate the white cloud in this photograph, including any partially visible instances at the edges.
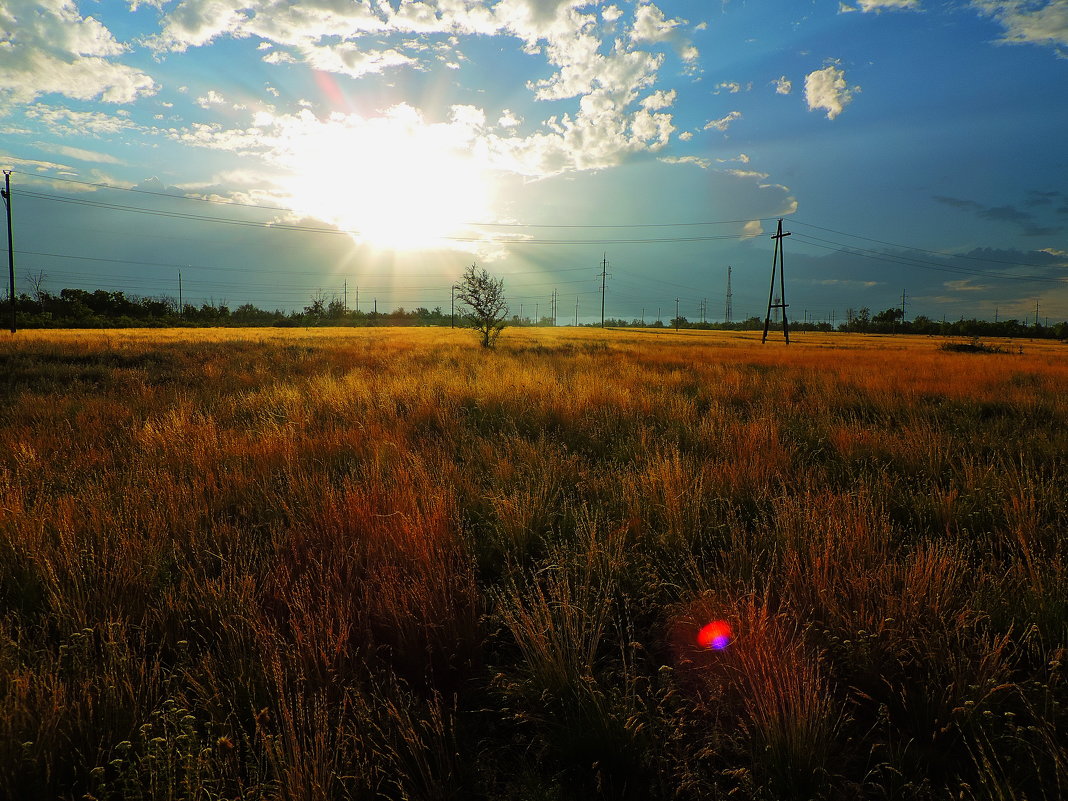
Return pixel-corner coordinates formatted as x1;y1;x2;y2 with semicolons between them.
498;109;523;129
659;154;712;169
971;1;1068;50
804;65;858;119
640;89;676;110
945;279;989;291
714;81;750;94
678;130;693;141
0;0;157;103
142;1;691;180
631;3;685;43
742;219;764;238
853;0;921;11
24;104;142;136
704;111;742;131
41;144;124;164
726;168;770;180
773;75;793;94
196;89;226;108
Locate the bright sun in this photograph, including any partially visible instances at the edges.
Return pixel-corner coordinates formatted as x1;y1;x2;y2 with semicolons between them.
284;109;494;252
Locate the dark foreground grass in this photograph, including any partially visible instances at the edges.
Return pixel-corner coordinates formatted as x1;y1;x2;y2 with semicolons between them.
0;327;1065;800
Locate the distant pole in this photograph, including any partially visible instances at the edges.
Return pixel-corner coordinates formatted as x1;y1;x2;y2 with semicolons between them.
520;302;523;323
675;297;680;331
575;296;579;327
536;302;539;325
725;265;733;324
3;170;14;333
1035;299;1040;327
356;286;359;313
901;288;906;323
178;270;183;317
762;218;791;344
994;306;998;323
344;279;348;311
600;253;608;328
641;307;645;326
657;306;661;324
451;284;455;327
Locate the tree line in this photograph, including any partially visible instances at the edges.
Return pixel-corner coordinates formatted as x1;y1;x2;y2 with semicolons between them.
6;289;1065;340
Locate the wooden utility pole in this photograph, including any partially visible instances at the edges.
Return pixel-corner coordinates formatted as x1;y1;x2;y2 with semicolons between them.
762;218;791;344
574;296;579;327
725;265;733;324
3;170;15;333
675;297;680;331
178;271;183;317
600;253;608;327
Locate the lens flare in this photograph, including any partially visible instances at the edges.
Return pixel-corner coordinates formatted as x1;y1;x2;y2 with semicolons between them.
697;620;732;650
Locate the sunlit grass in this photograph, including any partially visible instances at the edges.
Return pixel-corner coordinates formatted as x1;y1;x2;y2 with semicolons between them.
0;326;1065;800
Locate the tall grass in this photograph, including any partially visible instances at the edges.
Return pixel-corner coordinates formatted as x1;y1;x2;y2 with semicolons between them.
0;327;1065;799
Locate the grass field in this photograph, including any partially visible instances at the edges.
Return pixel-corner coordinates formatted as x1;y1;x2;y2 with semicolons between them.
1;326;1065;800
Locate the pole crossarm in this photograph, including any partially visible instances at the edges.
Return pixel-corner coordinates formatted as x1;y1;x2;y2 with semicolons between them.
762;218;791;344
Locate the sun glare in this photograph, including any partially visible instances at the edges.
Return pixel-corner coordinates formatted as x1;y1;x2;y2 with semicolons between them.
284;109;494;252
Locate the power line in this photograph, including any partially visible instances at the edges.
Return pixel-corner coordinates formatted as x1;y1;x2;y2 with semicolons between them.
11;170;778;229
791;218;1061;270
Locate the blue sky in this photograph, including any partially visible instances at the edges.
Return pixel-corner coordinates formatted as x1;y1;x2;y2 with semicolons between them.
2;0;1066;324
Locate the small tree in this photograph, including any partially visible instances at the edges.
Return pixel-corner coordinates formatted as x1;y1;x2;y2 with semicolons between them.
455;263;508;348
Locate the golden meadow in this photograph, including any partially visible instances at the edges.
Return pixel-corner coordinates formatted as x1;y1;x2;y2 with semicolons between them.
0;326;1065;800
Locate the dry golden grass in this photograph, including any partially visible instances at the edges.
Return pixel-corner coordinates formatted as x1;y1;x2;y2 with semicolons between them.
0;325;1065;800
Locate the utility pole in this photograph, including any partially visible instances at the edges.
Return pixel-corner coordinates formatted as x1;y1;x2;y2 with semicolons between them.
725;265;733;325
1035;299;1040;327
2;171;12;333
343;279;348;311
178;270;183;318
900;288;907;323
520;302;523;323
575;296;579;327
994;306;999;323
552;289;557;326
701;297;707;325
762;218;791;344
641;307;645;326
675;297;680;331
600;253;608;328
451;284;455;327
356;286;359;313
536;302;539;325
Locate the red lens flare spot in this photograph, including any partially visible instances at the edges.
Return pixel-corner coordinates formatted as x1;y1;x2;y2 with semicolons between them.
697;620;732;650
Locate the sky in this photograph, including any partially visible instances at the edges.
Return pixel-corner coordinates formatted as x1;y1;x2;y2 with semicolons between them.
2;0;1067;325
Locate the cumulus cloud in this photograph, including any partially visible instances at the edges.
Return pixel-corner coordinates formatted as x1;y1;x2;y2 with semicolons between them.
140;1;692;183
773;76;793;94
804;65;857;119
630;3;685;43
742;219;765;238
714;81;751;94
0;0;157;103
971;0;1068;50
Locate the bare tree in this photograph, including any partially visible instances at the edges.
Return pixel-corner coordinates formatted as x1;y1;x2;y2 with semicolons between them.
455;263;508;348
